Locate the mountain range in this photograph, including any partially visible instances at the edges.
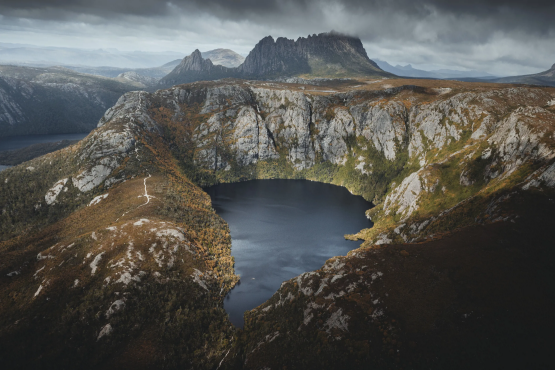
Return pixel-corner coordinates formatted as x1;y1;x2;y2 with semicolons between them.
2;31;554;145
62;49;244;79
0;43;184;69
62;59;182;79
374;59;498;79
160;32;392;86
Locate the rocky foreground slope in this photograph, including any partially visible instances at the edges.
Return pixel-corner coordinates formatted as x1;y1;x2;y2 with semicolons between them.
1;77;555;368
0;65;144;137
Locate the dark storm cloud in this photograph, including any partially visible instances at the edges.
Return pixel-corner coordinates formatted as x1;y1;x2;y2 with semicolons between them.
2;0;554;33
0;0;554;75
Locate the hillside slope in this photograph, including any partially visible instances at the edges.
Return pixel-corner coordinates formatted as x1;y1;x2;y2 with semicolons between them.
495;63;555;87
0;65;143;137
375;59;497;79
0;91;238;368
65;59;182;79
1;78;555;368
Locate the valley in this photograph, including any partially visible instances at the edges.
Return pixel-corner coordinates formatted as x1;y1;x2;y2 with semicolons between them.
1;74;554;368
1;0;555;367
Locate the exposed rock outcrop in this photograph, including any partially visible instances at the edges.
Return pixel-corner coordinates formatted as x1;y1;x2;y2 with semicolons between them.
160;50;236;85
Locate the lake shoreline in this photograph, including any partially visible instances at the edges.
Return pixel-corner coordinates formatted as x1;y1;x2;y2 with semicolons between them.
205;179;373;327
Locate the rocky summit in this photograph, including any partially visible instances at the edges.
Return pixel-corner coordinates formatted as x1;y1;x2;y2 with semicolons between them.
159;32;392;86
161;49;235;86
1;76;555;368
237;32;387;78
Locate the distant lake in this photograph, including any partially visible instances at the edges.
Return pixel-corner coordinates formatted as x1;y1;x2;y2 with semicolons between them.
0;133;89;152
0;165;10;172
205;179;373;327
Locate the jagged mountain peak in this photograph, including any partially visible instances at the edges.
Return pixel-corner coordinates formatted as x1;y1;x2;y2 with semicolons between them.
237;31;386;77
159;31;392;86
259;35;275;43
176;49;213;72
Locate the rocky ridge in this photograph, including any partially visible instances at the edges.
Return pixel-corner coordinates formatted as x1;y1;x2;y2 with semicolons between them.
237;32;387;78
159;32;392;86
0;88;238;368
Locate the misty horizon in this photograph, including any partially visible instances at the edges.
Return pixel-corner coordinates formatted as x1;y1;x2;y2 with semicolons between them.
1;0;554;76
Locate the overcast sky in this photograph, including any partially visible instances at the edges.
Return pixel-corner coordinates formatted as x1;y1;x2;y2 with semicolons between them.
0;0;554;75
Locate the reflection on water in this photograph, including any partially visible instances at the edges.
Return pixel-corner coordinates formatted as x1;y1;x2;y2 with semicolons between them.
0;165;11;172
205;179;373;327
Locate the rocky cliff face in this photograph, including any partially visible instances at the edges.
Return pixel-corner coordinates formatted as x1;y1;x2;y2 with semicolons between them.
160;50;236;86
236;36;311;77
108;79;555;257
159;32;391;86
1;78;555;368
0;65;143;137
238;32;388;78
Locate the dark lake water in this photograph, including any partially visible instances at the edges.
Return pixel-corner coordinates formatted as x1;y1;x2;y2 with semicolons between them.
205;179;373;327
0;133;89;152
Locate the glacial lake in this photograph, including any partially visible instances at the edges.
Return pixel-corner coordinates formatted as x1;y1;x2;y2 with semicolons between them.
205;179;373;327
0;133;89;152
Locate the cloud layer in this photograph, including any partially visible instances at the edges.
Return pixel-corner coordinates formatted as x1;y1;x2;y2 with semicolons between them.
0;0;553;75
